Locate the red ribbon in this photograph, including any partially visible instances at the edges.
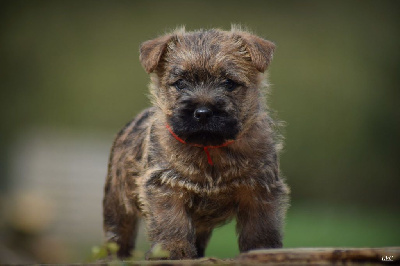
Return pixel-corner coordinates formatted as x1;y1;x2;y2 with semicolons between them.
166;124;234;165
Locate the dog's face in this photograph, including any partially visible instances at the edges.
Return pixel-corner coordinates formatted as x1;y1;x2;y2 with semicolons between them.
140;28;275;146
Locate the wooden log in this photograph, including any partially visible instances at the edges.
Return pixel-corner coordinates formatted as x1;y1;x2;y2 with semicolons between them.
95;247;400;265
238;247;400;265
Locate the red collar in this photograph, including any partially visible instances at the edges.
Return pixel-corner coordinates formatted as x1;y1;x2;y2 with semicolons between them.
166;124;234;165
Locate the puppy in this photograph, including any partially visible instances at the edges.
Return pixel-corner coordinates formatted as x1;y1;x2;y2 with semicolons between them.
103;27;289;260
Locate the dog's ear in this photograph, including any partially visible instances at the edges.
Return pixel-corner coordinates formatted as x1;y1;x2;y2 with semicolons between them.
232;30;275;73
139;34;175;73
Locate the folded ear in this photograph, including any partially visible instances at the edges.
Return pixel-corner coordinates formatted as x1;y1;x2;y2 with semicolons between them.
232;30;275;73
139;34;174;73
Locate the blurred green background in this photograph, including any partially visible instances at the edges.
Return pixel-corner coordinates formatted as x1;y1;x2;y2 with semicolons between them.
1;0;399;263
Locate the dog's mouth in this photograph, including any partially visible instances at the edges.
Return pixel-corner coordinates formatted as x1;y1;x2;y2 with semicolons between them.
168;117;240;146
184;131;228;146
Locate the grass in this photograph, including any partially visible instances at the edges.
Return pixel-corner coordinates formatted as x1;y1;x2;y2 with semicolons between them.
89;202;399;261
205;202;400;258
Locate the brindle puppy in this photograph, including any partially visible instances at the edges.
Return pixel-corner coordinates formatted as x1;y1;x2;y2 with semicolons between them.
103;27;289;260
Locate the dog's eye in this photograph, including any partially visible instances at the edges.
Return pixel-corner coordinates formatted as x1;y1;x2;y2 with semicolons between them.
172;79;186;90
223;79;238;92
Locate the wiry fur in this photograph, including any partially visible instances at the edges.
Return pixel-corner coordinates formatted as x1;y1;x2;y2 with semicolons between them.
103;27;290;260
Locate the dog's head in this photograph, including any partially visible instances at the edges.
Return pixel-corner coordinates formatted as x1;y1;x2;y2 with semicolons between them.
139;27;275;146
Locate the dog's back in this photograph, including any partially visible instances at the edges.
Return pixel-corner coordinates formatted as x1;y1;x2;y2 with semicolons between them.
103;107;155;257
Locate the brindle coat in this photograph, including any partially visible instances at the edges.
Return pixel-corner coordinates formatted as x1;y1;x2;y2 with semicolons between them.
103;27;290;260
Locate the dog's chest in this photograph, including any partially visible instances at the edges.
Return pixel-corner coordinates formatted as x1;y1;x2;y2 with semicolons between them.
189;191;237;225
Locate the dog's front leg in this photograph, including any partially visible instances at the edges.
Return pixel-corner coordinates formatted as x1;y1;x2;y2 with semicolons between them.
236;187;286;252
142;181;197;260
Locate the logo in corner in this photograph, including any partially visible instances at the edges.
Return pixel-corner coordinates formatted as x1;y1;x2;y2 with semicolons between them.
382;255;394;262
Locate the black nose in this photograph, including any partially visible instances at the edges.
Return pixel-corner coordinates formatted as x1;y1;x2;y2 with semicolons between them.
194;107;213;122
